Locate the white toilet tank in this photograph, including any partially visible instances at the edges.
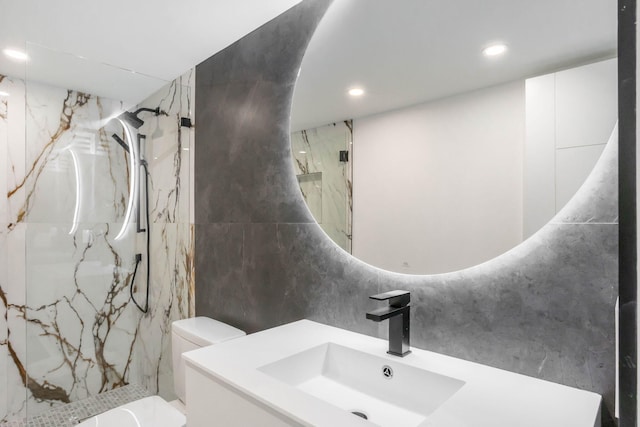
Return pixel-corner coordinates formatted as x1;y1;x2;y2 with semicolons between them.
172;317;246;404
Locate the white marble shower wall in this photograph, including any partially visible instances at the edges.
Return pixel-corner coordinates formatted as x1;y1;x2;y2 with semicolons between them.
0;69;194;423
2;75;29;424
23;80;137;419
291;121;352;252
0;79;6;424
129;69;195;401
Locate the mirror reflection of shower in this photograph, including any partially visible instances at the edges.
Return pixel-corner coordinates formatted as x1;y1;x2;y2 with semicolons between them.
109;107;164;313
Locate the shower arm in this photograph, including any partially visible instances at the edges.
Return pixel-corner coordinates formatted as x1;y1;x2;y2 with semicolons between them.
132;107;161;116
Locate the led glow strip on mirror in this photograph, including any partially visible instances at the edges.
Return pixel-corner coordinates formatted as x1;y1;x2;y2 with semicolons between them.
68;149;81;235
114;118;139;241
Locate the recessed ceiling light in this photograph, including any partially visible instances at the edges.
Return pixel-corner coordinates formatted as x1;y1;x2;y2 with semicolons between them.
3;48;29;62
482;44;507;57
0;91;9;97
348;88;365;97
299;150;307;154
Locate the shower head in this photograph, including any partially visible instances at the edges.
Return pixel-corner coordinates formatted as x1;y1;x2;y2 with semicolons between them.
118;107;161;130
120;111;144;129
111;133;130;152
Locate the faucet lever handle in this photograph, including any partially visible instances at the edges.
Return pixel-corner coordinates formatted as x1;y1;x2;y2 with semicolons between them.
369;290;410;307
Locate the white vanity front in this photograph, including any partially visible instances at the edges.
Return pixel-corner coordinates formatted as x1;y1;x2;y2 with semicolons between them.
183;320;601;427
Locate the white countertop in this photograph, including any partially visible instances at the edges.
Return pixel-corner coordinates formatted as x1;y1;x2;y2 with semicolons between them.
183;320;601;427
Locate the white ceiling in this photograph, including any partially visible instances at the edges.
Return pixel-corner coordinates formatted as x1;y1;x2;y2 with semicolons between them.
0;0;302;105
0;0;617;120
291;0;617;131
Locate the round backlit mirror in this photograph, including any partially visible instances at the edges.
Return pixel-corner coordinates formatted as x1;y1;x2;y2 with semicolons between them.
290;0;617;275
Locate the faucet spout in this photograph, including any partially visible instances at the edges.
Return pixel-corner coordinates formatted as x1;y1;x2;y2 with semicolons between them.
366;305;408;322
366;290;411;357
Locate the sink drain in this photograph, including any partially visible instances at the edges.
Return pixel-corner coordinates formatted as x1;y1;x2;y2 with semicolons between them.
351;411;368;420
382;365;393;379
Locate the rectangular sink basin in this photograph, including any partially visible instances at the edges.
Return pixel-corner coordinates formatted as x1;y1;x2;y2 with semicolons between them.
258;342;465;426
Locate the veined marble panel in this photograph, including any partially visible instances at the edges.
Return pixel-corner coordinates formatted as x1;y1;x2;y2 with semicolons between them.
131;222;192;400
1;75;27;423
22;82;128;225
5;77;26;230
2;82;28;423
291;121;352;252
126;69;195;398
1;75;8;421
24;223;138;409
1;76;8;224
15;78;138;418
0;69;194;422
1;223;28;424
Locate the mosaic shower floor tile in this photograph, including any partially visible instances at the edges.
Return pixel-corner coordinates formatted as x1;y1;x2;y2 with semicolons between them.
1;384;152;427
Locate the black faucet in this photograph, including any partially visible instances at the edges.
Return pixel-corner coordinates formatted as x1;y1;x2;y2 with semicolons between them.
366;290;411;357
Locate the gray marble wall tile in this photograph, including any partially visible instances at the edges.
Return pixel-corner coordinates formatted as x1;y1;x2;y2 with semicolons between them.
195;81;314;224
195;221;379;336
194;223;244;326
403;222;617;390
194;0;617;417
